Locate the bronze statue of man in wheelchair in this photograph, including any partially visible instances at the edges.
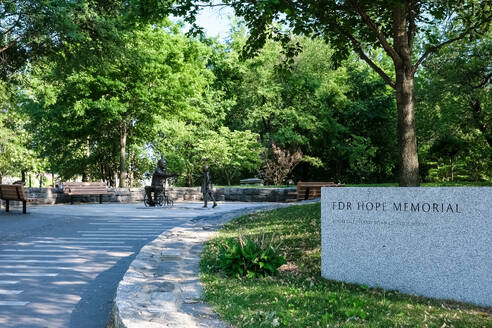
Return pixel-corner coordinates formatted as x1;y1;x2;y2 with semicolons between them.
144;158;175;207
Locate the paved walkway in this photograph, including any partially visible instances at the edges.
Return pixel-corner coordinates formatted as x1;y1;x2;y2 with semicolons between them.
0;202;279;328
111;203;290;328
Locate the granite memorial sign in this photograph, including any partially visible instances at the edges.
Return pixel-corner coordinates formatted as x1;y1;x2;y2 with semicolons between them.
321;187;491;306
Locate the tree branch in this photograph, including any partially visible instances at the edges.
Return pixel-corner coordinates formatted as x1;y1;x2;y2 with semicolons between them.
413;35;467;75
0;14;23;37
412;14;492;74
0;32;23;55
342;30;396;89
0;44;10;54
407;0;418;50
347;0;401;64
473;72;492;89
192;2;233;8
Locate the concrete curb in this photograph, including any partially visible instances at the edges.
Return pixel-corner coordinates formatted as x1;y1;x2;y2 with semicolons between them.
109;203;296;328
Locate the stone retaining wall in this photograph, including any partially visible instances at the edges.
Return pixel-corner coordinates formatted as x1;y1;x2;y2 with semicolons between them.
20;187;296;205
216;187;295;202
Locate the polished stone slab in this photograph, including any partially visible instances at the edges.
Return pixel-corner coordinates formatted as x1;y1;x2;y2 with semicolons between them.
321;187;492;306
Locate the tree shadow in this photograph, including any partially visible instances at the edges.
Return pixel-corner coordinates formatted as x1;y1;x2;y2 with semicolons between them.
68;253;136;328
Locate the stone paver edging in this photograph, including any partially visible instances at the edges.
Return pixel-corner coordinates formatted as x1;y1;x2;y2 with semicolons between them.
109;203;294;328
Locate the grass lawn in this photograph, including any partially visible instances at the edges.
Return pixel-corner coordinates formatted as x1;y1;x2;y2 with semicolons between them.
212;182;492;188
216;185;293;188
200;203;492;328
346;182;492;187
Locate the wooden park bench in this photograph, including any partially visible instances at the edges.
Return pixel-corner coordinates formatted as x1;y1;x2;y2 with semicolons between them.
0;184;28;214
290;181;345;201
62;182;108;204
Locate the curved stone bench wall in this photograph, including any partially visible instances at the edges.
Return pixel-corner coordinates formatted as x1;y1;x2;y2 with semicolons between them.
19;187;296;205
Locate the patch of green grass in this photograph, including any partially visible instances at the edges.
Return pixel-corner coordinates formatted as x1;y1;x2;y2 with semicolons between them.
347;181;492;187
421;181;492;187
217;181;492;189
216;185;293;189
346;183;399;187
200;203;492;328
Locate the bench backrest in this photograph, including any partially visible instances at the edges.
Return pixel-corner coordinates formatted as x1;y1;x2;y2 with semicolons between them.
62;182;108;195
296;181;344;200
0;184;27;201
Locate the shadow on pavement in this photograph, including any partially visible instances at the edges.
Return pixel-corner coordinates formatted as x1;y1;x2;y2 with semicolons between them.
69;254;137;328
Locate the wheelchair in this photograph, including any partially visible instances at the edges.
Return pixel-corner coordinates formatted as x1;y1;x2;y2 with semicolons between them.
144;187;174;207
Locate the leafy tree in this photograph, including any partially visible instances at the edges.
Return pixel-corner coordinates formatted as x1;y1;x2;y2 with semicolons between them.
0;0;151;79
215;33;344;170
211;28;398;183
0;115;18;183
330;56;398;182
24;22;214;186
422;36;491;155
218;127;262;185
154;120;262;186
0;80;41;183
429;135;467;181
261;144;302;185
415;35;491;182
168;0;492;186
0;0;74;78
1;0;166;185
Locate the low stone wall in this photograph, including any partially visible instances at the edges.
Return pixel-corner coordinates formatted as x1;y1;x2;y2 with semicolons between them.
216;187;295;202
20;187;296;205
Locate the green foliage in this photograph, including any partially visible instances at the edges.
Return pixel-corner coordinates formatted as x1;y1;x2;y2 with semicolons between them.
155;120;262;186
416;35;492;182
169;0;492;186
217;127;263;185
430;135;466;161
0;81;43;180
0;0;75;78
216;232;286;278
0;0;155;80
4;1;491;186
214;31;398;183
24;21;216;184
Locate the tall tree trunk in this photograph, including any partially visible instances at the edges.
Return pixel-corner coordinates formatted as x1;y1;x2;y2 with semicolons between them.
395;71;419;186
129;151;135;188
101;164;106;183
29;174;32;188
82;137;90;182
39;173;43;188
21;171;26;183
450;159;454;182
51;173;55;188
114;171;119;188
108;167;113;187
0;173;2;184
393;5;419;186
187;167;193;187
225;170;232;186
119;122;127;188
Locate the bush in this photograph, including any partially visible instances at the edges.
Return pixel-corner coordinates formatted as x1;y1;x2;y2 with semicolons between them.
217;231;286;278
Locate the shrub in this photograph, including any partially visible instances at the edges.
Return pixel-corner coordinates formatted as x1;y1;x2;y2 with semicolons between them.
217;231;286;278
261;143;303;185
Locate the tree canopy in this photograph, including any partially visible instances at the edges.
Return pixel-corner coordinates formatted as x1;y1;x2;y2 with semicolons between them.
0;0;490;187
167;0;492;186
